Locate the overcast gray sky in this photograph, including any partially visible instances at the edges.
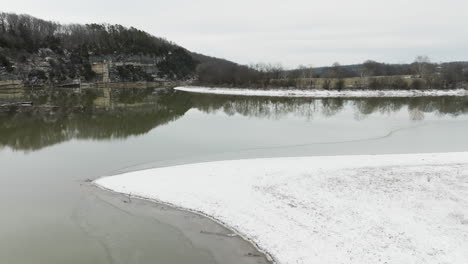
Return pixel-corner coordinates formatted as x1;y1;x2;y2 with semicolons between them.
3;0;468;68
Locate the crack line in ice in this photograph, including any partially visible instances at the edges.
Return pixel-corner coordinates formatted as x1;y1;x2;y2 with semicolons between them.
107;121;445;175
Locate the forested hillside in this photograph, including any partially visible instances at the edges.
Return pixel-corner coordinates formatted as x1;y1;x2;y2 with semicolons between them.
0;12;197;84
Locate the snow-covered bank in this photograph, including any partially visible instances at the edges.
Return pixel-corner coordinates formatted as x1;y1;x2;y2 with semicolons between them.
174;86;468;98
96;153;468;264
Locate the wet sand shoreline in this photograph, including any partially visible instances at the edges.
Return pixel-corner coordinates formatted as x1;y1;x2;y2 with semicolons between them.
91;182;274;264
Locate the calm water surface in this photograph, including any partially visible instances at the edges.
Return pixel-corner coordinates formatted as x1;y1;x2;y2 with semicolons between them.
1;87;468;263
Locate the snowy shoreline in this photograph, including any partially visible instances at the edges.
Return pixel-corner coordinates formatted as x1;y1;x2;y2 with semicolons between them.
174;86;468;98
95;153;468;264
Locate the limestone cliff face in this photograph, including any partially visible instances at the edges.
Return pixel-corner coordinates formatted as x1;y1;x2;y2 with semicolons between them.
0;48;192;86
1;48;93;85
89;55;163;83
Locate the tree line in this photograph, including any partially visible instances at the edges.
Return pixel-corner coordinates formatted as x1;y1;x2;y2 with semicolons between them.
194;56;468;90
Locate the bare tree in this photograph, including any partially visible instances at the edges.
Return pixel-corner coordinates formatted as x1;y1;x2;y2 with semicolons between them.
413;55;433;78
295;64;314;88
269;63;284;80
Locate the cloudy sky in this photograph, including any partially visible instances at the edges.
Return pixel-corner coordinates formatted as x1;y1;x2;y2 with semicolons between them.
4;0;468;68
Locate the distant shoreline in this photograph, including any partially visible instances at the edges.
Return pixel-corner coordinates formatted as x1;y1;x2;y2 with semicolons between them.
174;86;468;98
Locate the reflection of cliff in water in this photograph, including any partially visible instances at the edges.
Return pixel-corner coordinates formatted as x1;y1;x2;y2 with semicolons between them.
0;88;192;151
189;94;468;120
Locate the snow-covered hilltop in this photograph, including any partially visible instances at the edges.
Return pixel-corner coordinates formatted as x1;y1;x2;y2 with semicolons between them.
96;152;468;264
175;86;468;98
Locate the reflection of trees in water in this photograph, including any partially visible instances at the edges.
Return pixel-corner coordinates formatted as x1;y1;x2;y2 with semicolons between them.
354;97;468;120
191;95;325;120
353;98;405;116
0;89;192;151
113;88;155;104
320;98;345;117
2;89;468;152
191;94;468;121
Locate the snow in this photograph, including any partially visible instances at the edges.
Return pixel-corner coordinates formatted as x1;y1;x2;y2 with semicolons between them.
174;86;468;98
95;153;468;264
